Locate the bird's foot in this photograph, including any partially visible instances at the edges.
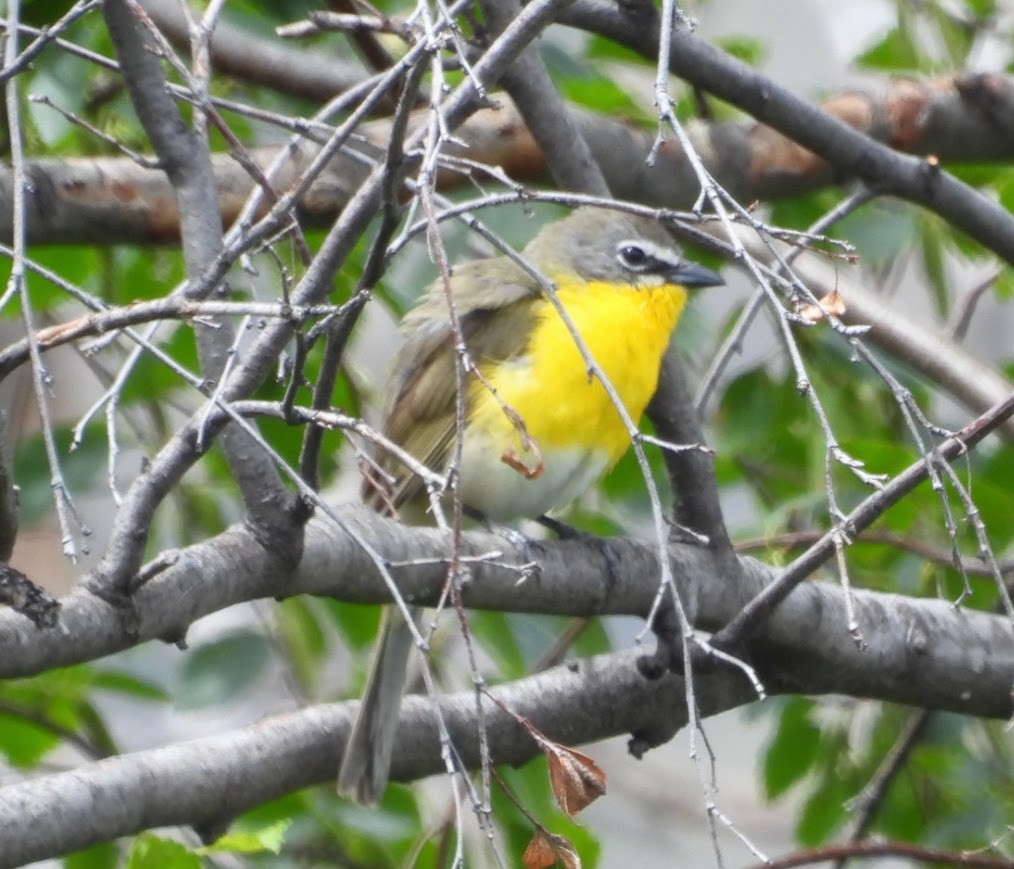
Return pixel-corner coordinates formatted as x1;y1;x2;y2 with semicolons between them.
537;514;623;594
463;506;544;582
499;525;544;583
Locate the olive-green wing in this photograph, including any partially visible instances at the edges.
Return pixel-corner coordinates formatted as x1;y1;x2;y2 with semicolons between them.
364;257;541;514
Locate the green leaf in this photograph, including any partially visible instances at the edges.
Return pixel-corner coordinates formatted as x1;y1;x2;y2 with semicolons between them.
108;246;186;307
90;670;168;702
323;600;382;653
21;0;78;30
175;630;271;710
63;840;119;869
714;367;825;511
768;189;842;234
856;26;921;71
931;5;975;65
763;697;821;798
600;415;668;508
225;0;319;29
570;616;611;659
21;246;102;309
127;835;201;869
965;0;996;17
277;597;329;692
202;819;290;855
0;709;61;767
919;215;950;318
996;270;1014;300
586;33;649;64
74;700;118;757
870;755;925;841
797;769;849;845
714;36;766;66
117;322;200;408
15;426;107;525
836;203;918;266
338;789;420;840
560;75;646;119
239;791;309;830
471;611;527;676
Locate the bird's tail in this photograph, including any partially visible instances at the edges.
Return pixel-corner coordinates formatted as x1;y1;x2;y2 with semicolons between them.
337;605;419;805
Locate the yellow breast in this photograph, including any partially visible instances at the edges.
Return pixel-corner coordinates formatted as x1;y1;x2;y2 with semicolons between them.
468;277;688;472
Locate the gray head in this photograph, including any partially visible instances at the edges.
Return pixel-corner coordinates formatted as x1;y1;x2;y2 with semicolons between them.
523;207;724;289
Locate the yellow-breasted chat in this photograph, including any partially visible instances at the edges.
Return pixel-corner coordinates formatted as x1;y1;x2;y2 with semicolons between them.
337;206;724;804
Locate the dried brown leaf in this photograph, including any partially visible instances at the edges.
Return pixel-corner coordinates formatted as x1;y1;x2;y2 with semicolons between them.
797;289;846;323
546;744;607;817
523;831;557;869
484;693;607;819
523;831;582;869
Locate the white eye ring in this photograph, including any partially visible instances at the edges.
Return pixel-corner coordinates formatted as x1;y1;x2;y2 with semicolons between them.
616;243;650;271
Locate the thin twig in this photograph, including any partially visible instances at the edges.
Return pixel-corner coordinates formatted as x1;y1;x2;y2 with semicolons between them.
714;388;1014;650
949;270;1001;340
750;839;1014;869
3;0;88;559
834;709;933;869
735;528;1014;579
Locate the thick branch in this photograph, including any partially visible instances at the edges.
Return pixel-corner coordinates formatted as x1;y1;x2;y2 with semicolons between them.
102;0;297;577
563;3;1014;264
648;346;731;548
478;0;609;197
0;513;1011;866
136;0;368;102
0;654;750;868
0;506;1009;718
4;74;1014;245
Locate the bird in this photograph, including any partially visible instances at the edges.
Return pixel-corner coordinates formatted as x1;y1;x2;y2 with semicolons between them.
336;206;724;804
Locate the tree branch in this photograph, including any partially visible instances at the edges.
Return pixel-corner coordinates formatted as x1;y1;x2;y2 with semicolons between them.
136;0;369;102
0;409;17;561
478;0;609;197
5;73;1014;245
713;387;1014;649
753;840;1014;869
0;653;751;868
725;224;1014;441
101;0;299;585
562;2;1014;265
0;503;1010;717
0;532;1011;868
648;346;731;548
736;529;1014;579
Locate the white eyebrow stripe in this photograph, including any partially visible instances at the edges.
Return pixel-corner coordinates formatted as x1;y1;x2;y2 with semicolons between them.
616;239;683;270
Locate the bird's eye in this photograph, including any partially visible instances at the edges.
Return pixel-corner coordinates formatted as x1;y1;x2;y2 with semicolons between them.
617;244;649;271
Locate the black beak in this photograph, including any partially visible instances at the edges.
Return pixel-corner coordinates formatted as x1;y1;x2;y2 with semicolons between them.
672;261;724;289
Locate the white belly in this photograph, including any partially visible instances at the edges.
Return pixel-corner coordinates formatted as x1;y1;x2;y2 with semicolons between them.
456;430;610;522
